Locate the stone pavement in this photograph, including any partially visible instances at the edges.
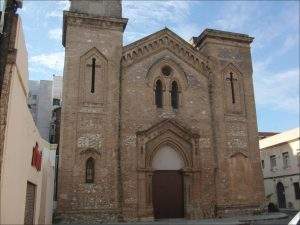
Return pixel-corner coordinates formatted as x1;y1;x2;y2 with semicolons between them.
56;212;293;225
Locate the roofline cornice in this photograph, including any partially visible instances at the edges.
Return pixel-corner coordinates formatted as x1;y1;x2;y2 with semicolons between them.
121;27;212;76
62;10;128;47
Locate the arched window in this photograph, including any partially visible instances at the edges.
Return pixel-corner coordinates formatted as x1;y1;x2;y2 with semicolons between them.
86;157;95;183
171;81;179;109
155;79;163;108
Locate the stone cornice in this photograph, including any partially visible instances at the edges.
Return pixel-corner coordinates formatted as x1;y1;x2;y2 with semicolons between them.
194;29;254;48
62;10;128;47
122;28;212;77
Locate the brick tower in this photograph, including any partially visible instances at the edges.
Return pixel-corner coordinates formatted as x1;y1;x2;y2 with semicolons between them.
57;0;127;222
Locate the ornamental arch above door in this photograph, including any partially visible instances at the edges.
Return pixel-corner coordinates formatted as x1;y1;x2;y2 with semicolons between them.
136;119;200;220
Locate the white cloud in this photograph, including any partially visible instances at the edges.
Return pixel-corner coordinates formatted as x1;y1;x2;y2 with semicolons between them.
213;2;258;32
48;28;62;41
123;1;191;25
46;11;62;18
171;23;202;41
124;31;146;44
57;1;70;10
277;35;299;55
46;1;70;18
123;1;196;43
30;52;65;72
253;61;299;114
212;2;299;50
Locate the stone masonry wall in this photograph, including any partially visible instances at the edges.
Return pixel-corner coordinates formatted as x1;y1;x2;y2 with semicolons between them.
57;11;126;223
195;30;265;216
57;1;265;222
120;30;216;220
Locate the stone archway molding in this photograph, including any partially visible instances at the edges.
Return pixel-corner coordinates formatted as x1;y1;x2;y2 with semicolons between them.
136;119;200;220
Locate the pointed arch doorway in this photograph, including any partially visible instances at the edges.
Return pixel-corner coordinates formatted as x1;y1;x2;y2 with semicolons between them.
151;145;184;219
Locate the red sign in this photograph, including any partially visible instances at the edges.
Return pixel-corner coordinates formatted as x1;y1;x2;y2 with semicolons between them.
31;142;42;171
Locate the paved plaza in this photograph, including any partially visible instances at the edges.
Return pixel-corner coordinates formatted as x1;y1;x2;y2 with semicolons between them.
56;212;300;225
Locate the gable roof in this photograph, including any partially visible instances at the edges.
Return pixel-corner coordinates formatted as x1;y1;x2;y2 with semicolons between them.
122;28;211;76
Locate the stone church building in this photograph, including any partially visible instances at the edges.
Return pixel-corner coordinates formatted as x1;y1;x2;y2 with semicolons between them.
57;0;265;222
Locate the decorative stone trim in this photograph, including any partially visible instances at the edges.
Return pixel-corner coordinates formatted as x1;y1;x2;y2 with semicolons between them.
194;28;254;48
221;62;246;115
122;29;211;77
136;119;199;140
79;148;101;156
146;57;188;90
62;11;128;46
78;47;108;107
136;119;203;220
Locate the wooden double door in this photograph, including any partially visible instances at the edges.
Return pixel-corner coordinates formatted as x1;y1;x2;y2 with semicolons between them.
152;170;184;219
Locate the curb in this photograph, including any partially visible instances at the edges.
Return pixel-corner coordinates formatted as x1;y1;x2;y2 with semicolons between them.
239;213;289;223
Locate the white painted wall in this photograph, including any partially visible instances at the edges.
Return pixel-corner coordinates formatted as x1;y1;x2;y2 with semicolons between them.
52;75;63;100
0;17;56;225
260;128;300;210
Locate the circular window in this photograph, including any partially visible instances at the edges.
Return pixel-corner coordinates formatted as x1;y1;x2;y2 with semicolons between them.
161;65;172;77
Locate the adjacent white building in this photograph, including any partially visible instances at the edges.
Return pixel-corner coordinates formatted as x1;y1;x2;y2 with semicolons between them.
28;75;62;141
260;128;300;210
52;75;63;106
28;80;53;141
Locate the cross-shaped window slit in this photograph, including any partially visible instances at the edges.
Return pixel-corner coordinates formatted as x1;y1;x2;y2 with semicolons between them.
226;72;238;104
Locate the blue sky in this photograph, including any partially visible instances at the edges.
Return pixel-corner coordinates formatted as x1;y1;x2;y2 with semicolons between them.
19;1;299;132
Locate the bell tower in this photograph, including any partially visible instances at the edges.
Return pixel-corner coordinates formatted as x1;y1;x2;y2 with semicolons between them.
58;0;127;222
70;0;122;18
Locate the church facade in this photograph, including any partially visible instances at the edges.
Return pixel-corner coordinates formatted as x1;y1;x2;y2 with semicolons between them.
57;0;265;222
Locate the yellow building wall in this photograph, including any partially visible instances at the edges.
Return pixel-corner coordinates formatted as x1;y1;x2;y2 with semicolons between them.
0;17;55;225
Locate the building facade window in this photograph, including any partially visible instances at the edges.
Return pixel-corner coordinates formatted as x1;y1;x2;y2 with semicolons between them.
86;157;95;183
155;79;163;108
50;135;55;144
91;58;96;93
53;98;60;106
270;155;276;170
171;81;179;109
293;182;300;199
282;152;289;168
161;65;172;77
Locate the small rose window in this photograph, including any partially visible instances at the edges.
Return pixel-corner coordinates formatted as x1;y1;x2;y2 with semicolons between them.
161;65;172;77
